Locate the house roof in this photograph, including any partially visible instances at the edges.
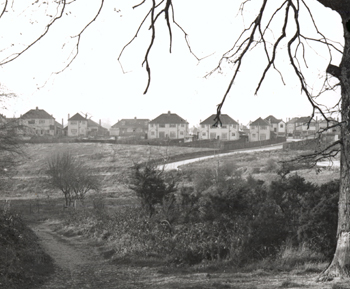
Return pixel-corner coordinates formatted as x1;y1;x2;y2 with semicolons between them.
87;119;108;130
295;116;315;124
318;117;338;123
21;107;54;120
149;112;188;124
111;118;149;129
250;117;270;126
87;119;99;127
264;115;283;124
200;114;238;125
69;113;86;121
286;117;299;124
55;121;63;129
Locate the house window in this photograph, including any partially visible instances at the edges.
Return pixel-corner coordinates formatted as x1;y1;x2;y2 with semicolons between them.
280;124;284;128
179;131;184;135
250;126;255;130
170;131;176;138
159;124;165;128
221;125;227;129
70;121;77;125
39;120;45;124
260;134;266;140
170;124;176;128
71;129;77;133
28;120;35;124
151;131;155;135
221;133;227;139
202;132;206;136
232;133;235;136
201;125;205;128
180;124;184;127
150;124;154;127
261;126;267;130
210;132;216;139
252;134;256;138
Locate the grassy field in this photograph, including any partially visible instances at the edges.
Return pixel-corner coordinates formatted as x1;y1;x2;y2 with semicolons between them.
4;142;214;198
179;148;340;186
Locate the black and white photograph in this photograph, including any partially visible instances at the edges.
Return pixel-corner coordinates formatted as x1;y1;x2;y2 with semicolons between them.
0;1;349;288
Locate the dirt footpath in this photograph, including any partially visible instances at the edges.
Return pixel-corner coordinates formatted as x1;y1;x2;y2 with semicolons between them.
32;221;348;289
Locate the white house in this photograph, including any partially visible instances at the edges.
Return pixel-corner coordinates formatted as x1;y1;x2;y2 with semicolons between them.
148;111;188;139
199;114;239;140
67;113;88;137
249;117;271;141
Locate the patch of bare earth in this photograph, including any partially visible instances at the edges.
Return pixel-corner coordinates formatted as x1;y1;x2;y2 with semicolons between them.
31;220;350;289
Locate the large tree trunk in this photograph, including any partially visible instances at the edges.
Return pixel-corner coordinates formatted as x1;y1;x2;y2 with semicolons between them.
319;11;350;279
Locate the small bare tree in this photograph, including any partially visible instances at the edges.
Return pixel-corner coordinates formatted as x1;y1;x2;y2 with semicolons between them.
70;164;101;204
46;151;100;207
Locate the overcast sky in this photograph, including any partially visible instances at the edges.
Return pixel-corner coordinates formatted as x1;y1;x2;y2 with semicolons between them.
0;0;344;128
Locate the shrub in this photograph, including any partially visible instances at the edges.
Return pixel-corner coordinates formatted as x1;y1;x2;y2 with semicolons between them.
297;180;338;258
0;204;54;288
46;151;101;207
264;158;279;172
129;162;177;217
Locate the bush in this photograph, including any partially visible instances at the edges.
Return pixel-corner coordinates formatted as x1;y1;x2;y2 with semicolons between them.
0;204;54;288
297;180;338;258
129;162;177;217
46;151;101;207
61;168;339;268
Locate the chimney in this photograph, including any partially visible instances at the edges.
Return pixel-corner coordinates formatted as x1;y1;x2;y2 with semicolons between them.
168;111;171;115
68;114;70;120
99;119;101;126
36;106;38;110
62;118;64;127
134;117;137;119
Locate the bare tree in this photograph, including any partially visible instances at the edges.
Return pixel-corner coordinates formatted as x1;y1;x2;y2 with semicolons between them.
46;151;100;207
46;151;75;206
120;0;350;280
0;1;105;78
70;164;101;203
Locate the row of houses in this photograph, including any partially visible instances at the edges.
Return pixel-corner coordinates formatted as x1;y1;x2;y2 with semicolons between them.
0;107;109;138
0;107;340;142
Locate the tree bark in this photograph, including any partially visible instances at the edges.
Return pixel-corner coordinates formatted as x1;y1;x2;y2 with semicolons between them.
316;0;350;18
319;12;350;280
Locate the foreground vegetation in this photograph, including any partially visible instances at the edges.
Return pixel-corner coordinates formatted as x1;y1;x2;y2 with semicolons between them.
58;164;338;268
0;143;343;287
0;203;54;288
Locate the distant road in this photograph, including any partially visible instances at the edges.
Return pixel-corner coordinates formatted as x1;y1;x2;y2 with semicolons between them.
160;144;283;171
